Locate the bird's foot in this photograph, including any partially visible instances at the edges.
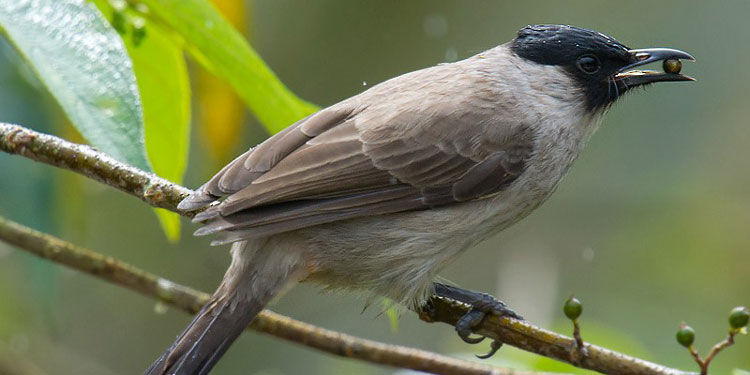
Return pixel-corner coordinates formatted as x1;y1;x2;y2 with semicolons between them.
433;283;523;359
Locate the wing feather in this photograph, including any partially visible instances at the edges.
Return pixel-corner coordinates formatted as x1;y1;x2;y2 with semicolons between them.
196;186;421;239
181;66;534;243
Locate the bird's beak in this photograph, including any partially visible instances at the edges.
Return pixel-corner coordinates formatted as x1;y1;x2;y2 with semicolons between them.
614;48;695;86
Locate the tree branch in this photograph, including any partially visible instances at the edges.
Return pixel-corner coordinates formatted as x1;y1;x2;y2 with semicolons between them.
0;122;693;375
0;123;191;215
421;301;689;375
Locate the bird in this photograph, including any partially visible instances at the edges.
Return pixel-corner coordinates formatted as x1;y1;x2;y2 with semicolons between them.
146;24;694;374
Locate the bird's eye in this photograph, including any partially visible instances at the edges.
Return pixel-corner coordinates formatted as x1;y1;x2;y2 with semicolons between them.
576;55;600;74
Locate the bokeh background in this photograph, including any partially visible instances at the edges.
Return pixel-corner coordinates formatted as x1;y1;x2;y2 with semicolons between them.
1;0;748;374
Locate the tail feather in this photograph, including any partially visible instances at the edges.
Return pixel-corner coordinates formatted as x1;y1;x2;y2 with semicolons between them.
146;241;304;375
145;290;265;375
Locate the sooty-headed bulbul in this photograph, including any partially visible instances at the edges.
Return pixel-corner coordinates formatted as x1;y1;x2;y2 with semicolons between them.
146;24;694;374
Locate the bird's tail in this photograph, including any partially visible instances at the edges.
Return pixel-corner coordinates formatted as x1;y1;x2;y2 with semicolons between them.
145;240;303;375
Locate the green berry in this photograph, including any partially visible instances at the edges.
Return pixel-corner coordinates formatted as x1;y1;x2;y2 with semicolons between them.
563;296;583;320
729;306;749;330
676;323;695;347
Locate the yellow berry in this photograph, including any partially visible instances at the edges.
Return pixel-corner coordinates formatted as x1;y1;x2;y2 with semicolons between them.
663;58;682;74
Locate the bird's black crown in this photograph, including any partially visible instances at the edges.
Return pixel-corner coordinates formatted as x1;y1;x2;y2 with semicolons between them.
511;24;630;66
511;24;635;110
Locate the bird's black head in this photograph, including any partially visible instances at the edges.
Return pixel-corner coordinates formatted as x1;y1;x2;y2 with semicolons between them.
511;24;694;110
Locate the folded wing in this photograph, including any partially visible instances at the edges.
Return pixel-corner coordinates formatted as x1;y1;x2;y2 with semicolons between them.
180;70;534;244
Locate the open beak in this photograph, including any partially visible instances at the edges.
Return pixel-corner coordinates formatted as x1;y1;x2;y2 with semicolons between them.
614;48;696;87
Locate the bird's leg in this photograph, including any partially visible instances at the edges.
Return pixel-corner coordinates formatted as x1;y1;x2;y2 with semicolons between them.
432;283;524;359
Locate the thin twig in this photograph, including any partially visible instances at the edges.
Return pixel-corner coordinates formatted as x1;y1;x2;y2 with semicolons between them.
0;122;694;375
702;332;736;370
687;331;737;375
687;346;703;374
567;319;588;365
0;216;520;375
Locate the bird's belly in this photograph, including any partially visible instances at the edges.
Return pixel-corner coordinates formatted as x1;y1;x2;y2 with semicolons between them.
289;170;559;307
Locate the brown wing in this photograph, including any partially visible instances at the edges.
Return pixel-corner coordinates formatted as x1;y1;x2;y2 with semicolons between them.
177;107;358;210
180;68;534;245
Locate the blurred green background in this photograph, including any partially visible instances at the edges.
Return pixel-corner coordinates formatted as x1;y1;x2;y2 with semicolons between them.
0;0;748;374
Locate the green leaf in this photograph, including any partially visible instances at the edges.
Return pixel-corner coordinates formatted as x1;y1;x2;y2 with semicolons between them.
0;0;150;171
153;208;181;243
88;0;190;241
127;21;190;242
381;298;399;333
138;0;318;134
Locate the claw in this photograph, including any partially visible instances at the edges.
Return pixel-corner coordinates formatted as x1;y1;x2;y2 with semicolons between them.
458;332;485;344
455;309;485;342
476;340;503;359
473;293;524;321
433;283;523;359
